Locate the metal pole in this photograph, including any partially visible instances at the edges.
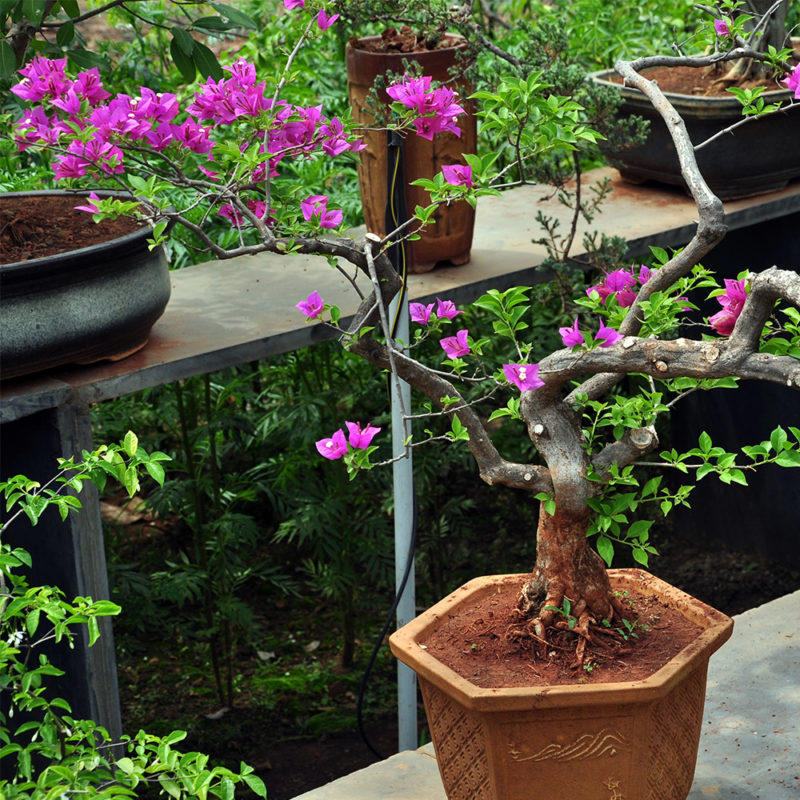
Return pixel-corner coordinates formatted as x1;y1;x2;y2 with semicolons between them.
385;129;417;752
390;296;417;752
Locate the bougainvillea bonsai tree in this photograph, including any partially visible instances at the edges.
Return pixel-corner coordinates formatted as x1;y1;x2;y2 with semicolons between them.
4;0;800;665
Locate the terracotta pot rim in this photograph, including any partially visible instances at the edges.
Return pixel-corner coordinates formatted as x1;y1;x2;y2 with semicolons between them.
589;68;794;108
0;189;155;272
389;568;734;711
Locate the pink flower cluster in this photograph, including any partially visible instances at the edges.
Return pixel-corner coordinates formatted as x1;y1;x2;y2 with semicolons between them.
503;363;545;392
587;266;651;308
301;195;343;229
709;278;747;336
784;64;800;99
559;318;623;348
316;421;381;460
283;0;339;29
409;297;463;325
441;164;473;187
406;297;469;358
385;75;466;140
714;19;731;36
11;56;364;210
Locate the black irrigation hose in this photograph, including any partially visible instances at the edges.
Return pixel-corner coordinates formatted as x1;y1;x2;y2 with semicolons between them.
356;129;416;760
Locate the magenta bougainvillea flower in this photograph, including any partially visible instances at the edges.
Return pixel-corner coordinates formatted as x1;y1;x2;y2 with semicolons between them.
559;318;584;347
441;164;473;187
435;298;463;320
345;421;381;449
218;200;273;227
315;429;347;459
316;8;339;30
296;290;324;319
616;287;637;308
409;302;435;324
503;363;545;392
11;55;364;200
283;0;305;9
595;322;623;348
385;75;466;140
440;329;470;359
587;269;633;303
73;193;103;214
709;278;747;335
714;19;731;36
783;64;800;99
301;195;343;229
10;55;72;102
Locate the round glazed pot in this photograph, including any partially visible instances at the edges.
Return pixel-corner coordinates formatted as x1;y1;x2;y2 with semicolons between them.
591;69;800;200
346;36;477;273
0;191;171;380
390;569;733;800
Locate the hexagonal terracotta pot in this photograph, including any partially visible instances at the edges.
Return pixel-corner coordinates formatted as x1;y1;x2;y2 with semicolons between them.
389;569;733;800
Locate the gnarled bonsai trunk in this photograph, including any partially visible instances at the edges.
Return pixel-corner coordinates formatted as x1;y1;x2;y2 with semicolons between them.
519;501;613;627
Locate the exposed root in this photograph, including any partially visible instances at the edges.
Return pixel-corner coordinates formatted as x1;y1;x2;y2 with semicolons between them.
511;586;634;667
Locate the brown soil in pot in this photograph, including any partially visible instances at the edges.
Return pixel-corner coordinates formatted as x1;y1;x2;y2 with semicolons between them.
350;25;461;53
421;579;702;688
609;63;793;96
0;194;142;264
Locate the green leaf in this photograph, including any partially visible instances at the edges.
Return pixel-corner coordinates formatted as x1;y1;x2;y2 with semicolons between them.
145;461;166;485
210;2;257;28
628;519;653;541
0;40;17;78
87;615;100;646
192;15;234;31
171;25;195;56
25;608;40;637
56;19;75;47
123;430;138;457
242;773;267;798
770;426;788;452
596;535;614;567
61;0;79;17
192;41;223;80
116;757;135;775
159;778;182;800
698;431;712;453
66;48;108;70
22;0;46;27
775;450;800;467
170;36;196;83
726;468;748;485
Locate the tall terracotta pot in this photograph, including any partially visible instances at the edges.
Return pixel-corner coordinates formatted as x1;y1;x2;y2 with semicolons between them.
346;36;477;273
390;569;734;800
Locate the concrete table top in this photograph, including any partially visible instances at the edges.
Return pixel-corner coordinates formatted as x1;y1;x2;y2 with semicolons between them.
3;168;800;423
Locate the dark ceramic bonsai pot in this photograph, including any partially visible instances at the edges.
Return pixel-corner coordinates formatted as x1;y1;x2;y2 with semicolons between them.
590;69;800;200
0;190;171;380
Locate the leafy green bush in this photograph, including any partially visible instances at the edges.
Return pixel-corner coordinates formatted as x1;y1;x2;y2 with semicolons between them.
0;437;266;798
